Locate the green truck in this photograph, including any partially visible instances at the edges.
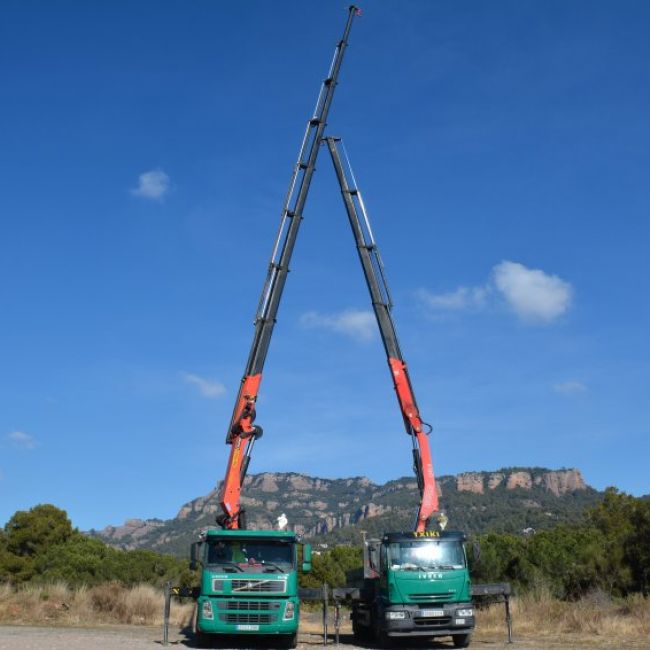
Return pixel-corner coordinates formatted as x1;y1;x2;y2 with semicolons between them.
351;531;475;648
190;528;312;648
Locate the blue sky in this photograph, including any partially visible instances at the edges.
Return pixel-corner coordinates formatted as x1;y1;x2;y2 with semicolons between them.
1;1;649;532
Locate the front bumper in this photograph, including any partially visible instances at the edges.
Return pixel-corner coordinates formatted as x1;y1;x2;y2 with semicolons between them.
197;596;299;636
383;603;475;638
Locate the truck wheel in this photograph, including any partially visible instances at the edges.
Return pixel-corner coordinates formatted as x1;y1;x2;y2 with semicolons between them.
377;629;392;648
352;620;367;642
452;633;472;648
281;632;297;649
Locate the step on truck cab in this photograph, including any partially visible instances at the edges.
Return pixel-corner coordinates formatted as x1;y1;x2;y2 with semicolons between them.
191;529;311;649
352;531;475;648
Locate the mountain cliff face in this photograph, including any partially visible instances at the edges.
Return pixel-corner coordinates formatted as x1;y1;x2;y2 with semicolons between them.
454;469;586;495
91;468;599;556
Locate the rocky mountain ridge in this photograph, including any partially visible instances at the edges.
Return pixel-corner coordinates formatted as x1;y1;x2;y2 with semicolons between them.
92;467;599;556
454;468;586;495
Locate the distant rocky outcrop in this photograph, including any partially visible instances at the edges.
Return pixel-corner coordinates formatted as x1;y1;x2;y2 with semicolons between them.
535;469;586;495
453;469;586;497
90;468;598;556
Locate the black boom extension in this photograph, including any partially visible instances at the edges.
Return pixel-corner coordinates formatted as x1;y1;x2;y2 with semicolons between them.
244;6;359;380
219;7;360;527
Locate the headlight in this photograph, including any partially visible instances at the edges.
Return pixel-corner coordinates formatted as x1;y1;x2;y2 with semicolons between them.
284;601;295;620
202;600;214;620
386;611;406;620
457;609;473;617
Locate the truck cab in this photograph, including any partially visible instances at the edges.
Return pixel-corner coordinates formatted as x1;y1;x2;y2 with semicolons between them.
352;531;475;648
191;529;311;648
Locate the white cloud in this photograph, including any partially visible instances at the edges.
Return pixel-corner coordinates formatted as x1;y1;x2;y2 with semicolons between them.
416;286;488;311
553;381;587;395
181;372;226;399
300;309;376;341
8;431;38;450
493;261;572;323
131;170;170;200
417;260;572;325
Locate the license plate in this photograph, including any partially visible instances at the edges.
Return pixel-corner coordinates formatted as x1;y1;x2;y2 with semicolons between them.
236;624;259;631
421;609;445;617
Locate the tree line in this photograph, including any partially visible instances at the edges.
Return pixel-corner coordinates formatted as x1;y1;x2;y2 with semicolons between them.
471;488;650;598
0;504;193;587
3;489;648;600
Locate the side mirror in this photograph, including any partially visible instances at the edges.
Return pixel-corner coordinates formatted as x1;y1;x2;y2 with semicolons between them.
472;541;481;563
190;542;201;570
302;543;312;573
367;545;377;570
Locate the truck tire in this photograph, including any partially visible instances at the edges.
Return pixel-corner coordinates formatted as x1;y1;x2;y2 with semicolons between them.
281;632;297;649
452;633;472;648
377;629;392;648
352;619;368;642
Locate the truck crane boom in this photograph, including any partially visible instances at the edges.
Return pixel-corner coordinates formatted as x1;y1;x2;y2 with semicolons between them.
324;136;439;532
218;6;360;529
190;9;477;647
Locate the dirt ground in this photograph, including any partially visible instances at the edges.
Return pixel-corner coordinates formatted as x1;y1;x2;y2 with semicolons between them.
2;624;650;650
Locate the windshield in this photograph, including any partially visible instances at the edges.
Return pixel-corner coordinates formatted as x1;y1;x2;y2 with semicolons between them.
388;541;465;571
206;539;295;573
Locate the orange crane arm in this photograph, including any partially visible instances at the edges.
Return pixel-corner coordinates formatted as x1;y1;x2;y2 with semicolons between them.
217;7;360;529
325;137;439;532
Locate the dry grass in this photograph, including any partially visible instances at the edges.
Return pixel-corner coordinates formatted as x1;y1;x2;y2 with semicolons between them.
476;587;650;641
1;581;648;644
0;582;194;627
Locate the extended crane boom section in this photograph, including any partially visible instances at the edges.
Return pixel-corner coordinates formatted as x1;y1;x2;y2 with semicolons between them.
218;7;360;529
325;137;439;532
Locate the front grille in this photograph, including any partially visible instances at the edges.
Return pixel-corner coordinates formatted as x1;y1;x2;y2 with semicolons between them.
217;600;281;611
414;616;452;628
231;579;286;593
409;593;454;603
219;613;277;624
